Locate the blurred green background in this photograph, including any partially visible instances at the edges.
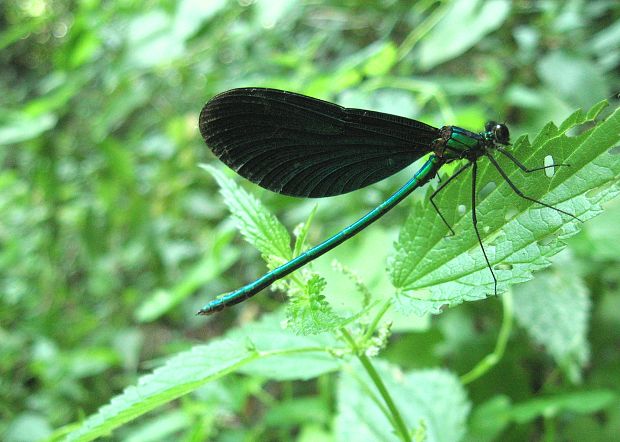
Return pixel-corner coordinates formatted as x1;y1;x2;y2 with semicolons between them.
1;0;619;441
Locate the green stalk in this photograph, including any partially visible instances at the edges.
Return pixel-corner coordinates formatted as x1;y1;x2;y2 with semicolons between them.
341;329;411;442
362;299;392;341
460;291;514;384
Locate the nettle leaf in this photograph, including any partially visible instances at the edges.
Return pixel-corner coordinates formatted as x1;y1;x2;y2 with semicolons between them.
67;312;340;441
336;362;470;442
203;165;292;265
286;273;340;335
513;251;590;383
236;309;341;380
389;101;620;315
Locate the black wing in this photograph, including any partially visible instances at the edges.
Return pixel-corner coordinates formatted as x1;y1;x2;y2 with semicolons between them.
199;88;439;197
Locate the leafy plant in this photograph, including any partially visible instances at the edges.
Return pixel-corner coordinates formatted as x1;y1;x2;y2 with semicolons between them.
2;1;620;441
64;102;619;441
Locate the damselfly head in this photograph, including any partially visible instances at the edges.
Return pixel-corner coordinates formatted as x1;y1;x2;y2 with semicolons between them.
485;121;510;146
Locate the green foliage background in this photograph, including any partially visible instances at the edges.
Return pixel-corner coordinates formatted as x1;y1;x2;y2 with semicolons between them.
1;1;619;441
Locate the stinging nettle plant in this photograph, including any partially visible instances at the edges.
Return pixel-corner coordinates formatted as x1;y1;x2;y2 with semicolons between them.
65;101;619;442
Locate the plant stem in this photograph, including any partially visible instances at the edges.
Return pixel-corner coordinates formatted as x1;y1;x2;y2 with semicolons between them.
460;291;514;384
340;329;411;442
362;299;392;341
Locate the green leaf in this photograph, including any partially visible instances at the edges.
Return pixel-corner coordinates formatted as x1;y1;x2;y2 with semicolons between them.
513;251;590;383
389;101;620;315
415;0;510;70
65;339;253;441
336;363;470;442
286;273;344;335
234;310;341;380
203;165;292;265
67;312;340;441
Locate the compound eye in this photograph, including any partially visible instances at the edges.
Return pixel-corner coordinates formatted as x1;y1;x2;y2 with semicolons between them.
493;124;510;144
485;121;498;132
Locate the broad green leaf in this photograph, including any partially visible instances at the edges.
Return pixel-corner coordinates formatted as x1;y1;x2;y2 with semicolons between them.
415;0;510;70
65;339;252;441
67;312;340;441
513;251;590;383
236;310;341;380
389;101;620;315
203;165;292;265
336;363;470;442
